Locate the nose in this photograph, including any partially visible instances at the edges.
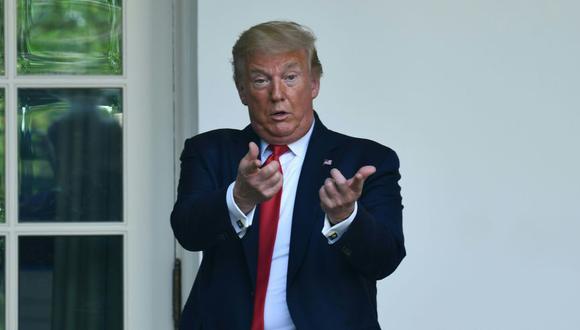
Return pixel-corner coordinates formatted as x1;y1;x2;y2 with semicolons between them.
270;78;285;102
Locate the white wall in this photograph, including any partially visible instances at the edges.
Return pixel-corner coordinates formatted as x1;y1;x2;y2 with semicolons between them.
197;1;580;329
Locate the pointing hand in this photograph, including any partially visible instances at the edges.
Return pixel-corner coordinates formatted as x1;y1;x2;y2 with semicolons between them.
233;142;284;214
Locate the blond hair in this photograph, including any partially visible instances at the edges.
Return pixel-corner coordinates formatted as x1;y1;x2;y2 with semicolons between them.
232;21;323;84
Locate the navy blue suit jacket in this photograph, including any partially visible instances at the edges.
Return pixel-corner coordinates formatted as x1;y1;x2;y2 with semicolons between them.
171;114;405;329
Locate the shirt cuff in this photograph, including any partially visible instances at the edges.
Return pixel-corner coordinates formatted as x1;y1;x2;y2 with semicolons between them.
226;181;256;238
321;202;358;245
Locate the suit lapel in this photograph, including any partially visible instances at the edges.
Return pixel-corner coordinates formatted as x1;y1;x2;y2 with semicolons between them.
287;116;339;285
238;125;261;290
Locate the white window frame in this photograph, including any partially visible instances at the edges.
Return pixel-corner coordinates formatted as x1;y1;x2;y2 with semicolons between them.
1;0;179;329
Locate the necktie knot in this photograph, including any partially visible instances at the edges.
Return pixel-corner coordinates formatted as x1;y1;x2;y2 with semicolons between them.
268;144;289;159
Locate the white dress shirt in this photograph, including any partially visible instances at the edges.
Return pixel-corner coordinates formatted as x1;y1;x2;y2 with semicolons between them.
225;122;357;330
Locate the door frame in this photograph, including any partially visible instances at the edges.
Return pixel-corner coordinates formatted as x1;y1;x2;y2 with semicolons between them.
1;0;179;329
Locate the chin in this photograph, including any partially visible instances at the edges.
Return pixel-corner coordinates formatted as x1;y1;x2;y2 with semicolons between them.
277;126;301;137
268;123;295;134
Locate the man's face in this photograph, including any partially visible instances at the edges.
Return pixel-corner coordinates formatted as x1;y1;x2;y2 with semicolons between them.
237;49;320;145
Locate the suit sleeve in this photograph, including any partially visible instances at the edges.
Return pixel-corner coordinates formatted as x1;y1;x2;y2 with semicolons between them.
332;148;406;280
170;138;239;251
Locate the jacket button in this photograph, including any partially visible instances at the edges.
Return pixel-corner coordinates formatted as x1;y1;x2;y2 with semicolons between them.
341;246;352;257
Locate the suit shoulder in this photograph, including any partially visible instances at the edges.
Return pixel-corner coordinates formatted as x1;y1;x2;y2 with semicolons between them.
328;130;399;161
183;128;244;149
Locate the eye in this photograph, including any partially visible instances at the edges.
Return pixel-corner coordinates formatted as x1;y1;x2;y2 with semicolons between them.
284;74;298;82
252;77;269;88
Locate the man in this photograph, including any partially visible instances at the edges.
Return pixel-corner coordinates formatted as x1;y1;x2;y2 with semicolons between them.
171;21;405;330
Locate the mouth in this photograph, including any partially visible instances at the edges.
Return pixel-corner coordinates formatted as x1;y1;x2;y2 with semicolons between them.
270;111;290;121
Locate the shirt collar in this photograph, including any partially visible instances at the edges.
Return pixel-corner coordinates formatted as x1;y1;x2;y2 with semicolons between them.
260;119;315;160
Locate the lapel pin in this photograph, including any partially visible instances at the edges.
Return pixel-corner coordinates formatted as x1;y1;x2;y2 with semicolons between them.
323;159;332;166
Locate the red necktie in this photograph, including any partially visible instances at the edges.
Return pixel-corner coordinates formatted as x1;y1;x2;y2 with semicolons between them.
251;144;289;330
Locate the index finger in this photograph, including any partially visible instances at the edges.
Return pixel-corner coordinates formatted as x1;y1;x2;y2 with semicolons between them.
330;168;347;184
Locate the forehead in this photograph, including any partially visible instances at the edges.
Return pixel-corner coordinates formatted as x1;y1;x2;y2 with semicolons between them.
245;49;309;72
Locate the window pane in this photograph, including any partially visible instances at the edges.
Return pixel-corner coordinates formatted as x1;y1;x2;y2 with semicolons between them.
0;89;4;222
18;89;123;222
0;237;4;330
19;235;123;330
17;0;123;75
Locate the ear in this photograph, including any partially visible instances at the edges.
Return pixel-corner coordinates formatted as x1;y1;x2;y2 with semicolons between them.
236;81;248;106
310;74;320;99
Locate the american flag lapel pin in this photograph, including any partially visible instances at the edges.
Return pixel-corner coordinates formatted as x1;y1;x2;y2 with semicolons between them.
323;159;332;166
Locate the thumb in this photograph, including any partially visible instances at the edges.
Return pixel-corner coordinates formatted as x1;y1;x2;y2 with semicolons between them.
348;165;376;192
240;142;260;174
246;142;259;160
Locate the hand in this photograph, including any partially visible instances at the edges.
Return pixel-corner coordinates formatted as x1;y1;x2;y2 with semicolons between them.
233;142;283;214
319;166;376;224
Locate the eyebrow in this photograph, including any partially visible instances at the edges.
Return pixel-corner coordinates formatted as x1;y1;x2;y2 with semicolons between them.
282;62;301;70
248;62;302;76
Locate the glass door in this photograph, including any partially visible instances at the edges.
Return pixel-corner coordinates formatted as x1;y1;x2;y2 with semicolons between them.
1;0;176;329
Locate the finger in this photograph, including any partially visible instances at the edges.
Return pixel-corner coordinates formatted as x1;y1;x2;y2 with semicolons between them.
257;160;280;179
348;165;376;192
248;142;259;159
329;168;350;194
242;141;259;162
318;186;333;210
240;159;261;176
240;142;261;174
322;178;340;200
262;174;284;199
260;171;283;191
330;168;347;184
